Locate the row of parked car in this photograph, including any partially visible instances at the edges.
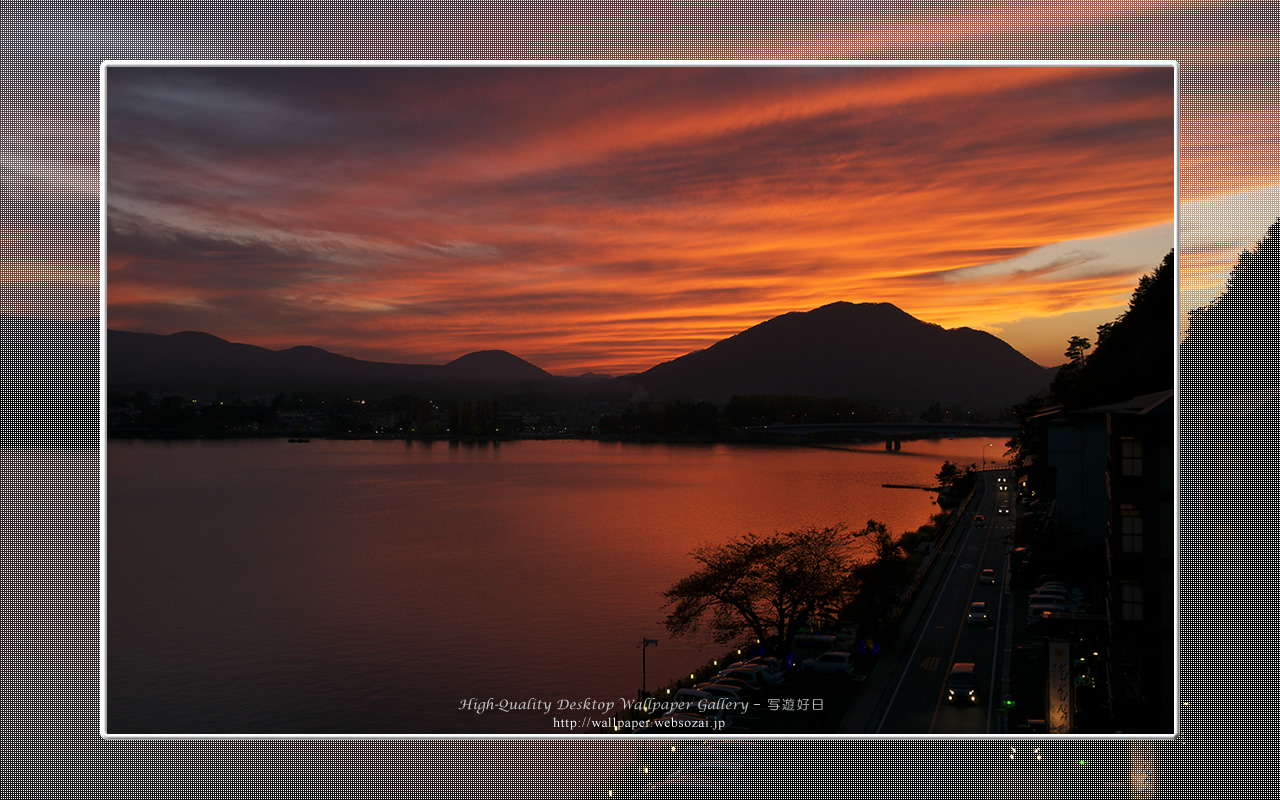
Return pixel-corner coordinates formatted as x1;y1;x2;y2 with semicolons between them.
648;639;866;726
643;657;787;731
627;741;763;798
1026;580;1087;624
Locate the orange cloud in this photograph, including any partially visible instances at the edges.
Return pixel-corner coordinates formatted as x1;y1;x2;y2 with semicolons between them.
106;65;1175;376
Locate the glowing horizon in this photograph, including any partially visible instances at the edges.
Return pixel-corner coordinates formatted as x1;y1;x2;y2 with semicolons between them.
105;65;1175;376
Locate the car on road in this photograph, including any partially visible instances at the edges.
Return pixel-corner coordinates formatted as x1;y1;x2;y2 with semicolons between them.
800;650;859;677
966;601;989;625
946;662;979;704
979;568;997;585
997;504;1010;515
973;514;985;527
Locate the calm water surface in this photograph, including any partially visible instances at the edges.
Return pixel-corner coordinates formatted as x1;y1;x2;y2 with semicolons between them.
107;437;998;734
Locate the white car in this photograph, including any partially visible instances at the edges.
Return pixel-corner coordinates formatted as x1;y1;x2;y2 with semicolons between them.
722;662;784;686
946;662;979;704
800;650;858;677
966;601;989;625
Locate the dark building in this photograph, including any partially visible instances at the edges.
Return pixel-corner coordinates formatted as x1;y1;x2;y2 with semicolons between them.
1043;389;1174;733
1100;390;1175;732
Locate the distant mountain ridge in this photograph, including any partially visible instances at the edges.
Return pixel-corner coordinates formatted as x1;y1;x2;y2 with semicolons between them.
107;329;553;389
104;302;1054;413
629;302;1053;413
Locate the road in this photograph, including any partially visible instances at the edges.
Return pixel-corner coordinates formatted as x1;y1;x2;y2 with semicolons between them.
871;469;1015;734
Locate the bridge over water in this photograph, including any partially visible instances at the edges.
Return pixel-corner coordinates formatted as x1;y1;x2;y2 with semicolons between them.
740;421;1018;451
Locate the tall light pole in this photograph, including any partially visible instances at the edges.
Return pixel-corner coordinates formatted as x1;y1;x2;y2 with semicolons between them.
640;638;658;700
982;442;994;470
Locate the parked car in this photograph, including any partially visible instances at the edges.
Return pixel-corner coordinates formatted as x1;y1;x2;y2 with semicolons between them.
1034;584;1085;603
1028;594;1081;612
671;688;714;713
979;568;997;585
695;683;746;704
713;668;767;693
946;662;979;704
1035;581;1081;596
1027;603;1074;624
705;676;752;697
722;662;784;686
789;634;838;665
966;601;989;625
800;650;858;677
1031;594;1082;611
745;656;785;675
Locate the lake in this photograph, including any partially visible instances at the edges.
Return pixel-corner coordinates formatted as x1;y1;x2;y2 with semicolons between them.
106;436;1002;735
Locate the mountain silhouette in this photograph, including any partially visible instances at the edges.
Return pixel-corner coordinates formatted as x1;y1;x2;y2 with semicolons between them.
107;329;552;389
106;302;1053;412
630;302;1052;412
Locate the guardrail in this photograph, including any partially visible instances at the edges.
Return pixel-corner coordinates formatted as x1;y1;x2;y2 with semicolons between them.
888;480;979;625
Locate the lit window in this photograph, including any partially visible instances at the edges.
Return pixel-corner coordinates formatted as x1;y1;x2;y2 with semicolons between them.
1120;437;1143;476
1120;505;1143;553
1121;582;1143;622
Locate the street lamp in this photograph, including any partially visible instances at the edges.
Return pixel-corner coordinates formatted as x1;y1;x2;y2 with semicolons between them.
640;638;658;700
981;442;994;470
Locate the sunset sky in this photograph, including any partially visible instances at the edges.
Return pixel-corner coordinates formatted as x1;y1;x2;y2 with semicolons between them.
105;65;1175;376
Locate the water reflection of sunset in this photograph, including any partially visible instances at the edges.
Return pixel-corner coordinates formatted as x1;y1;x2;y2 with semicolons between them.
106;65;1174;376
